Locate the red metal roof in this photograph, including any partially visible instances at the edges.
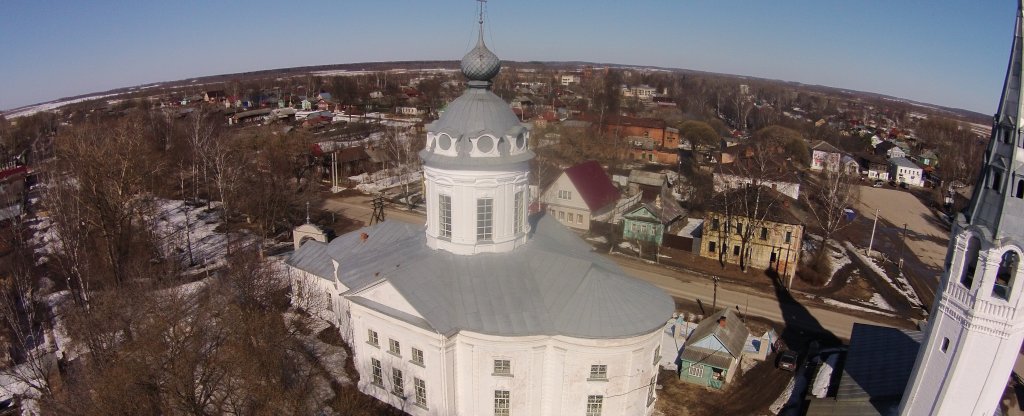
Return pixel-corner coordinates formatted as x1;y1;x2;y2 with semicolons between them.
0;165;27;182
563;161;620;212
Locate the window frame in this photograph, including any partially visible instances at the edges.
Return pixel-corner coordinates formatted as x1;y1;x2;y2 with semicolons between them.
477;198;494;241
371;358;383;386
439;194;452;238
494;390;510;416
589;364;608;381
391;368;404;397
414;377;428;408
388;338;401;357
586;395;604;416
411;347;424;366
367;329;379;347
493;359;512;376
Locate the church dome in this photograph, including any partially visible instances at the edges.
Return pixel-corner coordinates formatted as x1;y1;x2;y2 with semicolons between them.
420;27;532;168
460;36;501;82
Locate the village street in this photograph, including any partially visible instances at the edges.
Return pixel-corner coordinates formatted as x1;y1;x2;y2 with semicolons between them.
319;193;903;341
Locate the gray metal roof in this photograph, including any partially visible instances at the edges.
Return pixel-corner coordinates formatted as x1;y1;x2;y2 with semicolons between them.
806;323;923;416
889;157;920;170
685;308;749;358
287;216;673;339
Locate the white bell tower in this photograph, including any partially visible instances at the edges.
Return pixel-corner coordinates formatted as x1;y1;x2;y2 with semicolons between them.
900;2;1024;415
418;5;534;255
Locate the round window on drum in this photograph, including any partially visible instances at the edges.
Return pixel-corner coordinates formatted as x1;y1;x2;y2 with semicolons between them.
477;135;494;153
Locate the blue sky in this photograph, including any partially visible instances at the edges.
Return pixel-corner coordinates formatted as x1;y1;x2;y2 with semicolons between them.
0;1;1015;114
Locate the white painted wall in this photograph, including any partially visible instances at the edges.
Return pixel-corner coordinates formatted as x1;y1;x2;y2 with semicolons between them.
900;227;1024;415
423;163;531;255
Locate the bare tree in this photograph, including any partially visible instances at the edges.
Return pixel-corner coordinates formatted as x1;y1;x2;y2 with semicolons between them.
802;167;860;260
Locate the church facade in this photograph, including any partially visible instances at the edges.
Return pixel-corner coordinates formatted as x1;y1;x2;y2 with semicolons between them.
287;16;673;416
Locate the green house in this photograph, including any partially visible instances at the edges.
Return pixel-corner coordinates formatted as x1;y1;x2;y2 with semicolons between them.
678;308;749;389
622;191;684;246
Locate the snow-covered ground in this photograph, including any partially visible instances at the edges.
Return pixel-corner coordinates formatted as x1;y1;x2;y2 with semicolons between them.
844;241;924;309
803;234;852;286
150;199;231;271
3;92;124;118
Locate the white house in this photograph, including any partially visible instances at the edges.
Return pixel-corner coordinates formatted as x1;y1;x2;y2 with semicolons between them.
540;160;621;231
889;157;924;187
809;141;844;172
560;73;581;86
288;24;672;416
713;172;801;200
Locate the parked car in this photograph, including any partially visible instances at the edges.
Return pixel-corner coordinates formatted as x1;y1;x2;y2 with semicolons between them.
777;350;799;371
872;180;884;188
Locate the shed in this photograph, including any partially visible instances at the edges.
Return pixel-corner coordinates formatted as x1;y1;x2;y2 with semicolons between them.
678;308;750;389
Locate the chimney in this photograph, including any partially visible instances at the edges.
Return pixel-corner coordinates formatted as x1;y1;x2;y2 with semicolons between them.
360;232;369;242
718;316;727;328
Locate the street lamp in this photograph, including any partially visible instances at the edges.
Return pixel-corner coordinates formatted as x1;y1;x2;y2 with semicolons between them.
712;276;720;312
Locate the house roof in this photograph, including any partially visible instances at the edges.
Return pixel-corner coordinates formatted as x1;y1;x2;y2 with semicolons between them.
806;323;923;416
628;170;667;187
889;157;920;170
575;113;666;130
287;216;673;339
680;308;749;369
563;161;621;212
810;140;843;154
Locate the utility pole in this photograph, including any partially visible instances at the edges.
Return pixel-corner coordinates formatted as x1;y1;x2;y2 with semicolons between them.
712;276;720;312
866;208;879;256
898;223;908;270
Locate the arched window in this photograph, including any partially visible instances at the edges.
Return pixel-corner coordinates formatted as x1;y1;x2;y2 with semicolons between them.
992;170;1003;192
960;236;981;289
993;251;1019;300
1016;180;1024;199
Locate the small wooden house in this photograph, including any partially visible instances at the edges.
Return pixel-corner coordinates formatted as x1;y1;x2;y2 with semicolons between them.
678;308;749;389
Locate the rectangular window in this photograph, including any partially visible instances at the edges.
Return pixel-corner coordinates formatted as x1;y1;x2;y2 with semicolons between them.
389;338;401;356
412;347;424;366
589;364;608;380
577;213;583;224
760;227;768;240
687;364;704;378
711;218;719;231
493;359;511;376
559;211;565;221
371;358;383;386
514;191;524;234
733;245;740;256
785;231;792;244
652;345;661;365
414;377;427;408
558;189;572;200
477;198;493;240
392;368;404;396
494;390;510;416
735;223;743;235
367;329;379;347
708;242;716;253
647;375;656;406
586;395;604;416
439;194;452;238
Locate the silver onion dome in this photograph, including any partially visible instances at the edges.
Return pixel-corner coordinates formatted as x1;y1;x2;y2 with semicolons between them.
460;31;501;82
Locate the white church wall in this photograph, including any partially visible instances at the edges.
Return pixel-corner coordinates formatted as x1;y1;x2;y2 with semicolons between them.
424;164;531;255
350;301;448;415
452;330;662;416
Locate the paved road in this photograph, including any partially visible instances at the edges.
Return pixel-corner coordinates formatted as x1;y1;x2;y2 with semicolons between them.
320;194;904;340
608;256;906;340
320;194;425;226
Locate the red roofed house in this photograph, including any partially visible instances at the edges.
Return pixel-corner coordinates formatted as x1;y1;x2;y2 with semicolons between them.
540;160;620;231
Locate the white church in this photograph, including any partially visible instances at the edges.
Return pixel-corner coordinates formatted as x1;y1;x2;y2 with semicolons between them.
286;13;673;416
